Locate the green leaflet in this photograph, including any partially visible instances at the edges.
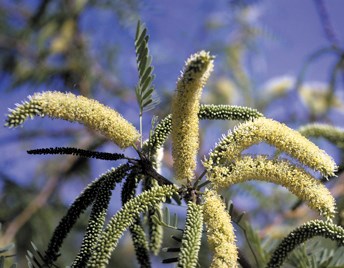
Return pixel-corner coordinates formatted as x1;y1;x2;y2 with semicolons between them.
267;220;344;268
43;164;130;265
177;202;203;268
87;185;177;267
135;20;158;115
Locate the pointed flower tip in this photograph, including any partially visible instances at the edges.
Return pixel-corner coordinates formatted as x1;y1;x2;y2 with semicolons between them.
184;50;214;72
5;97;43;128
178;51;215;89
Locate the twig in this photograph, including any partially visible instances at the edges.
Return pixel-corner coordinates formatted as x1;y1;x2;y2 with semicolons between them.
313;0;340;47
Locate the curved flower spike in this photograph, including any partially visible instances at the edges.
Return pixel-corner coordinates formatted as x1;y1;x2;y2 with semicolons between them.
207;156;336;219
203;189;238;268
172;51;214;184
87;185;177;268
205;118;336;177
5;91;140;149
177;202;203;268
267;219;344;268
299;123;344;149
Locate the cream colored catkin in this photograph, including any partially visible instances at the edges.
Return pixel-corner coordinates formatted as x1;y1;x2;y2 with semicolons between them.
203;189;238;268
208;155;336;220
6;91;140;149
172;51;214;184
205;117;336;177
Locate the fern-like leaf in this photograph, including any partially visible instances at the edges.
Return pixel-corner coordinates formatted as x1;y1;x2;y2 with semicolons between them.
135;20;158;115
151;206;181;231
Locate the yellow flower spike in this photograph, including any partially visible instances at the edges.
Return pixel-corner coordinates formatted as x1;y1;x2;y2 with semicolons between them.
206;117;336;177
6;91;140;149
172;51;214;184
203;189;238;268
299;123;344;149
208;155;336;220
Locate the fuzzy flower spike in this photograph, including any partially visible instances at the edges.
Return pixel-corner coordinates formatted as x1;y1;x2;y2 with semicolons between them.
205;117;337;177
208;155;336;219
203;189;238;268
172;51;214;184
5;91;140;149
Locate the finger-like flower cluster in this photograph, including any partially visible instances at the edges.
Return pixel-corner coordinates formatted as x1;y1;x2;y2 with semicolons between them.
299;123;344;149
5;91;140;149
87;185;177;267
172;51;214;184
44;164;130;264
267;219;344;268
203;189;238;268
148;104;262;156
198;104;263;121
177;202;204;268
208;155;336;219
205;117;336;177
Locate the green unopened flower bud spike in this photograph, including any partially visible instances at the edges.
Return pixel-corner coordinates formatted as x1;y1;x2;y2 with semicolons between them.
267;219;344;268
177;202;204;268
87;185;177;267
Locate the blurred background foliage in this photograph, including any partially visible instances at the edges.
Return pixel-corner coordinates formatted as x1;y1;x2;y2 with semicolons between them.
0;0;344;267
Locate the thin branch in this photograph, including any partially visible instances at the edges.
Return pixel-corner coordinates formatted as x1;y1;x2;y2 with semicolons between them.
313;0;340;47
0;138;106;245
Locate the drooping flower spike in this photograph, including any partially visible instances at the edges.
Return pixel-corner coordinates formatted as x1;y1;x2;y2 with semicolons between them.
43;164;130;265
205;117;337;177
203;189;238;268
207;155;336;220
267;219;344;268
5;91;140;149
